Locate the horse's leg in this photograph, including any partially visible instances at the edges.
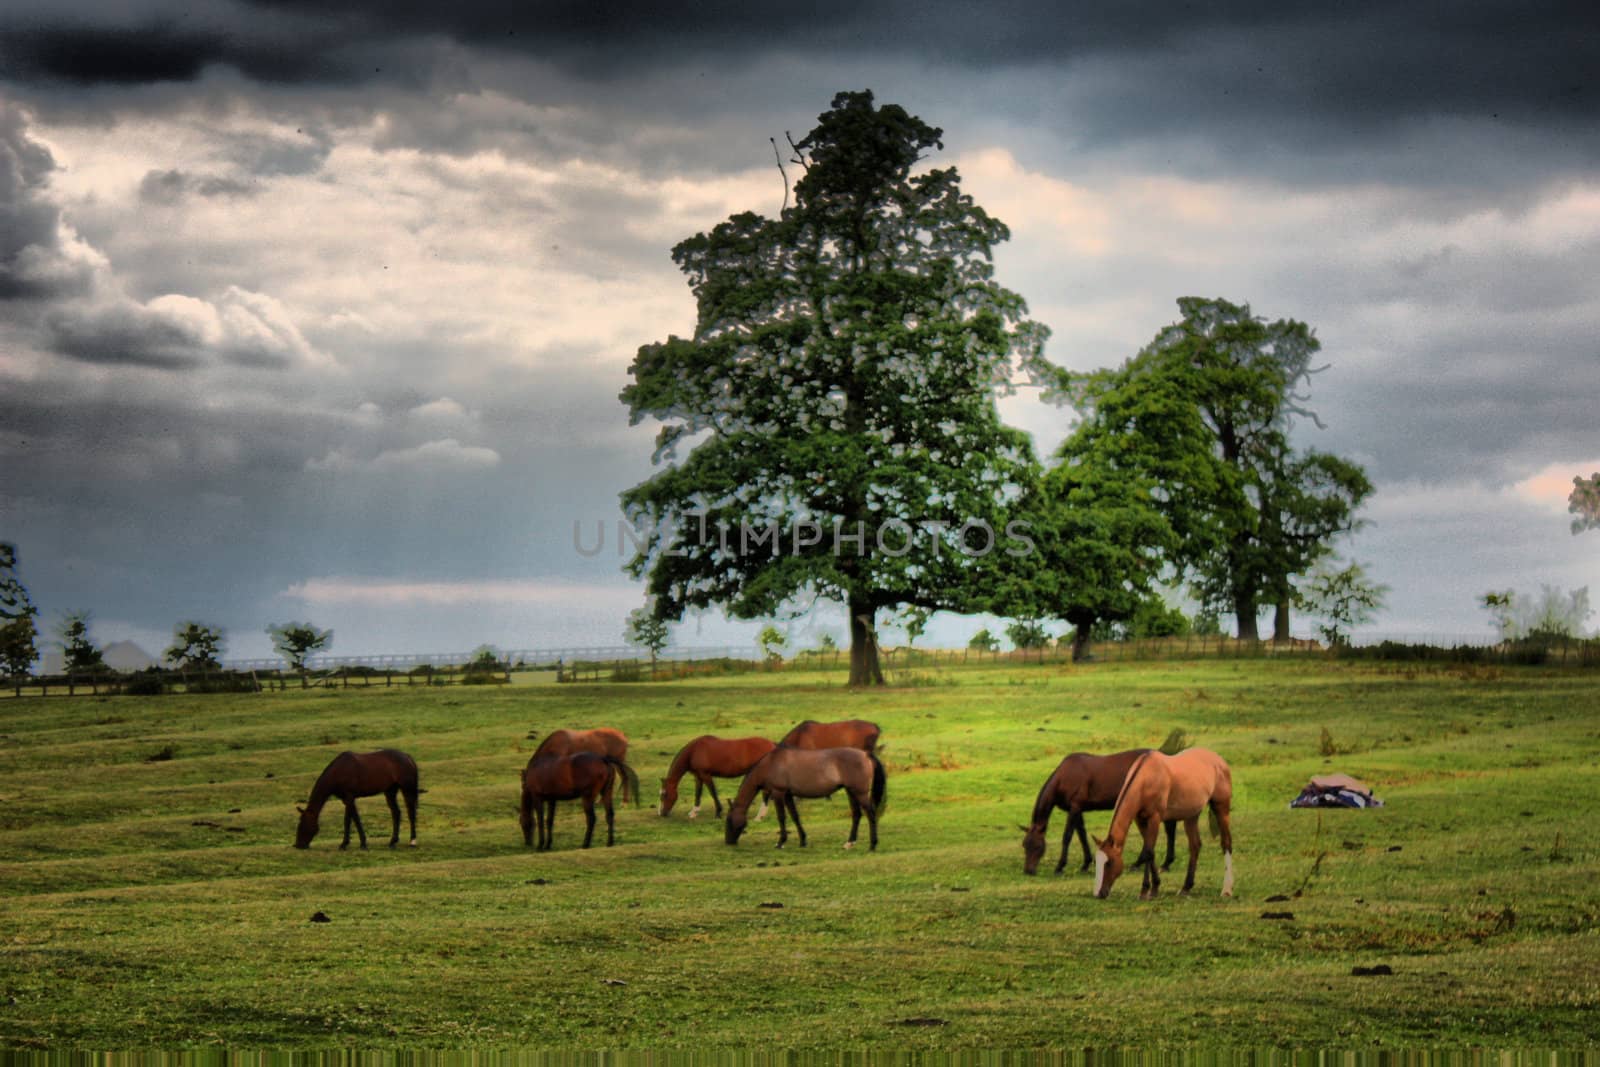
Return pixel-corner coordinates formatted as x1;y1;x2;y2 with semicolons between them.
864;796;878;852
351;800;368;849
543;799;557;850
521;789;534;847
581;795;596;849
1215;801;1235;897
844;792;862;849
385;786;402;848
1137;815;1161;899
403;786;419;846
1179;817;1203;894
604;780;616;847
754;788;768;821
1162;819;1177;871
706;778;723;818
1060;809;1083;874
340;799;353;850
689;777;703;820
786;794;807;848
773;789;789;848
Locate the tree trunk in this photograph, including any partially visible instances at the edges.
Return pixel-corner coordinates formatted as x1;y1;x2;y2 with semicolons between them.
1234;590;1260;642
848;602;884;686
1273;599;1291;643
1071;625;1093;663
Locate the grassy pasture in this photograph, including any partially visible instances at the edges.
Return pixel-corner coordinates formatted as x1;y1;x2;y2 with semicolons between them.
0;658;1597;1052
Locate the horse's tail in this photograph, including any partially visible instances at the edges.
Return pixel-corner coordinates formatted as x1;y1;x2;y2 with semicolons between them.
607;756;641;807
870;753;887;813
1208;801;1221;841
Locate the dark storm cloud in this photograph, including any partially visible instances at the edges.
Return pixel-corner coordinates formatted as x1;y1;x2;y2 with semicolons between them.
0;103;96;301
139;168;260;203
45;301;208;369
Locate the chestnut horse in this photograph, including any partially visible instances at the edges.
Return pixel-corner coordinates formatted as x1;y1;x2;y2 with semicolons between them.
725;747;886;851
659;735;775;819
295;749;419;850
1021;749;1176;875
520;752;641;851
533;728;633;802
1092;747;1234;900
780;718;881;753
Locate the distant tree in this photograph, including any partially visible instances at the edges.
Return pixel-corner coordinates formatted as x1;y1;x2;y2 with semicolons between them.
165;622;224;671
0;542;36;622
1190;609;1223;637
757;625;787;662
58;611;106;675
1481;590;1518;642
900;607;931;648
619;90;1053;687
624;599;671;675
1571;473;1600;534
1125;298;1372;641
817;632;839;653
267;622;333;680
1006;618;1052;650
967;627;999;652
1125;596;1193;639
1;614;38;694
1294;560;1387;646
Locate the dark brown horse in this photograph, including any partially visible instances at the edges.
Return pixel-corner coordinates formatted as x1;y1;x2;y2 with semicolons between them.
725;747;886;851
780;719;881;753
520;752;641;850
659;735;776;819
1093;747;1235;900
532;728;633;802
1021;749;1176;875
295;749;419;850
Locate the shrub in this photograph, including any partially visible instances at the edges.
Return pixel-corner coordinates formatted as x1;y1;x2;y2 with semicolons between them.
124;673;166;696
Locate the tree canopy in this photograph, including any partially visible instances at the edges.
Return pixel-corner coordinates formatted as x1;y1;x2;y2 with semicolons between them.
620;91;1051;685
268;622;333;674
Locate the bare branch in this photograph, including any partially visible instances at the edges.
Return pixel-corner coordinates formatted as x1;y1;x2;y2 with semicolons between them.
770;136;789;215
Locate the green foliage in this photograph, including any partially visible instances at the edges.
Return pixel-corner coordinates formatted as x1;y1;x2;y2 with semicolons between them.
57;611;106;675
1126;596;1193;639
122;671;166;696
817;632;838;652
0;613;39;682
1482;586;1593;642
899;606;931;647
0;542;36;622
1005;617;1052;650
164;622;224;670
1190;608;1223;637
266;621;333;672
1294;560;1387;645
1570;472;1600;534
757;624;787;661
1158;727;1190;755
619;91;1054;685
967;627;999;652
623;598;671;663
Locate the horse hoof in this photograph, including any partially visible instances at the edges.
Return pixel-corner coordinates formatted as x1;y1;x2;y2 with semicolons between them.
687;810;699;820
843;841;855;850
408;840;417;848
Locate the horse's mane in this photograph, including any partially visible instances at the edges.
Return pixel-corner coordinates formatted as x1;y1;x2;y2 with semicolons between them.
1106;749;1156;830
1029;761;1064;829
665;737;703;781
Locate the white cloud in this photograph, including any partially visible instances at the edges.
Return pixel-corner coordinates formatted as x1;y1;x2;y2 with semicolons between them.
409;397;468;419
304;437;500;472
1512;459;1600;513
281;576;639;608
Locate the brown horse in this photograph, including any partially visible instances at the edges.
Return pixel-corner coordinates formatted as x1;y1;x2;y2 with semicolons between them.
295;749;419;850
533;728;633;802
659;735;775;819
1021;749;1176;875
780;718;881;753
725;747;886;851
1092;747;1234;900
520;752;641;850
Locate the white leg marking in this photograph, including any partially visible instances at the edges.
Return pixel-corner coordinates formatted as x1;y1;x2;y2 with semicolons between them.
755;797;769;821
1222;851;1234;897
843;839;855;850
1093;849;1108;897
687;804;700;820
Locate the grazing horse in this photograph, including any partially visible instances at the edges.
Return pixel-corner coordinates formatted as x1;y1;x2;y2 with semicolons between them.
780;718;881;753
532;728;632;802
725;747;886;851
295;749;419;850
1021;749;1176;875
1092;747;1234;900
520;752;641;850
659;735;775;819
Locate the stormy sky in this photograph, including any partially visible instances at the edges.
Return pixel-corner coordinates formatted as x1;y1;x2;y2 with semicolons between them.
2;0;1596;660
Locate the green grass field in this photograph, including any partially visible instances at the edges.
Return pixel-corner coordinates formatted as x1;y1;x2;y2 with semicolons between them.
1;658;1597;1052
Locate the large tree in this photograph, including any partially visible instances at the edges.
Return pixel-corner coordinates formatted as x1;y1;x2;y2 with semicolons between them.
620;91;1050;685
1;542;34;622
1130;298;1371;641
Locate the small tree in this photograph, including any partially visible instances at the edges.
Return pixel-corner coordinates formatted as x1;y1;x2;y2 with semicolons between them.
817;633;838;653
1;614;38;695
757;624;787;662
58;611;106;675
1125;596;1192;639
968;627;999;652
267;622;333;684
1006;618;1052;651
1295;561;1387;646
1571;473;1600;534
1482;590;1518;642
165;622;224;671
1;543;35;622
900;607;931;648
624;599;670;676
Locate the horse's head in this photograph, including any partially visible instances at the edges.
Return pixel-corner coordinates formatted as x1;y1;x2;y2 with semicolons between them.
658;778;677;817
1020;823;1047;875
724;806;747;845
293;804;318;849
1092;835;1125;898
